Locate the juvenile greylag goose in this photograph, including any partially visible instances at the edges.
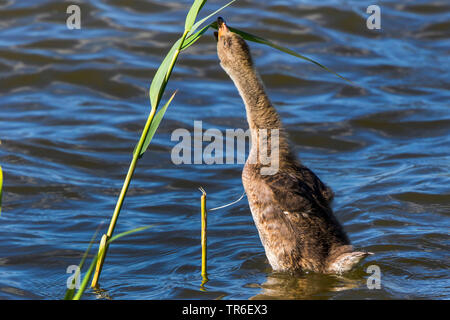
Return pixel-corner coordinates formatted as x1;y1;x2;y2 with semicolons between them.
215;17;371;274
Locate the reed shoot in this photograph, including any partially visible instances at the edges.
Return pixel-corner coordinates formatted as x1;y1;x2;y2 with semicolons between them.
64;225;154;300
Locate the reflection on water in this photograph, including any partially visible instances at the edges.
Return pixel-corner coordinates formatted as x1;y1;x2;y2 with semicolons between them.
251;272;363;300
0;0;449;299
93;286;112;300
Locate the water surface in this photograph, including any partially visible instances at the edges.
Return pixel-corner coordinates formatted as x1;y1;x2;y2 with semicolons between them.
0;0;449;299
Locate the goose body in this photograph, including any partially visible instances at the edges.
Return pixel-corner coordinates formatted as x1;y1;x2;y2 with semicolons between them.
216;17;370;273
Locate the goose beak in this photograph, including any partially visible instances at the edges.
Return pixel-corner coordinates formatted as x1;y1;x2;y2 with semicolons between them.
217;17;229;39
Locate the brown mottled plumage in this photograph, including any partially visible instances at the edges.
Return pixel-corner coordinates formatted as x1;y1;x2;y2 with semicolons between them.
216;17;371;274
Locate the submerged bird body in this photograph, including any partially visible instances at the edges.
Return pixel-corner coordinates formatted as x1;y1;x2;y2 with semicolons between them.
216;18;370;274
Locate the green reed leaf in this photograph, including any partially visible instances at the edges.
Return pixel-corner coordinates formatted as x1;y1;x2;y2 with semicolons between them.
211;22;354;85
149;39;182;110
71;249;98;300
107;225;154;244
70;225;154;300
139;90;177;157
185;0;207;31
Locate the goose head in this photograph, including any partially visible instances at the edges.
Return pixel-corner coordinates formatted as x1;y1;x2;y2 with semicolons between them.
216;17;253;74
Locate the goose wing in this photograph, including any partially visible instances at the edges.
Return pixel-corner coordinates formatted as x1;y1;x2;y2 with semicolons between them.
261;166;333;215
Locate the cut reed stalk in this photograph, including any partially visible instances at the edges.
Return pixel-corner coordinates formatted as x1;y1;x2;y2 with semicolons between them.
199;187;208;288
200;187;208;277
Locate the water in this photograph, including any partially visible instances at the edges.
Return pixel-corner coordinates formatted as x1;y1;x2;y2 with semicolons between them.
0;0;449;300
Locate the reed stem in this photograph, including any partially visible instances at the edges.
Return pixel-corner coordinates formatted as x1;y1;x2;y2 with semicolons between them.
200;187;208;280
90;109;156;288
